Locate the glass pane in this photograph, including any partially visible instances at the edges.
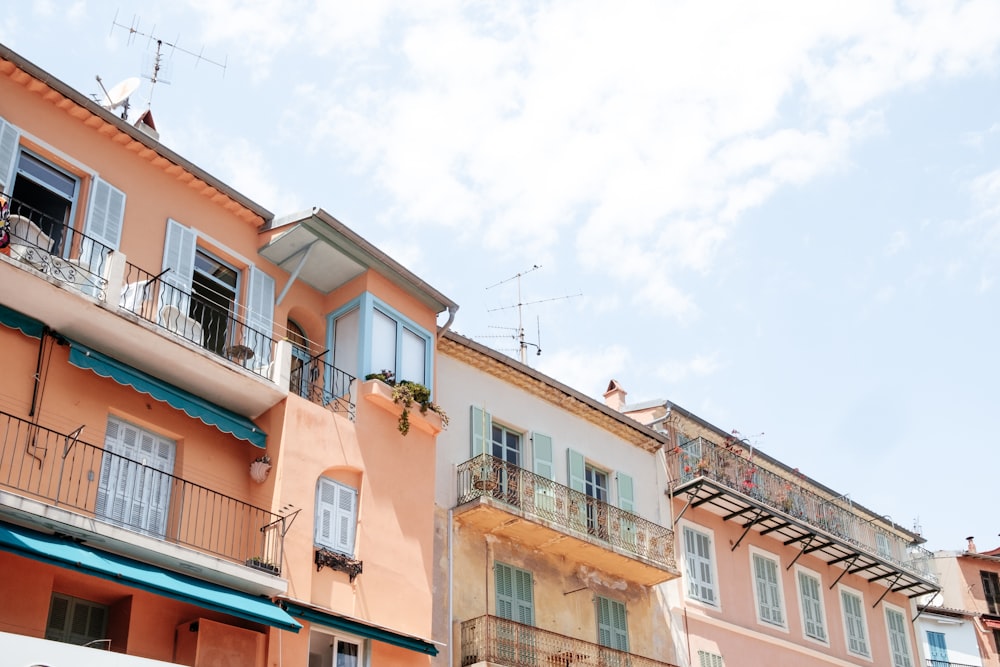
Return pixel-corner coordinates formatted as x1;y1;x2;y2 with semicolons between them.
19;152;76;198
334;308;360;379
335;640;359;667
371;309;397;377
399;326;426;384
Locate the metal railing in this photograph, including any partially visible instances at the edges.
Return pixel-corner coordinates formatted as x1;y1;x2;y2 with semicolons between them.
460;615;679;667
457;455;676;571
0;410;284;572
3;196;112;299
666;437;937;583
926;660;981;667
290;352;356;417
121;262;277;380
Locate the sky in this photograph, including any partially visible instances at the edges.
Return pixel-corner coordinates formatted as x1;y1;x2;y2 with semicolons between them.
3;1;999;554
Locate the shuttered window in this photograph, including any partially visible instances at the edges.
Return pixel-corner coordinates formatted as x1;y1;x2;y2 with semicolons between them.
797;570;827;642
885;607;913;667
752;552;784;626
315;478;358;555
495;562;534;625
46;593;108;646
596;596;628;651
697;651;723;667
841;589;870;657
683;526;717;605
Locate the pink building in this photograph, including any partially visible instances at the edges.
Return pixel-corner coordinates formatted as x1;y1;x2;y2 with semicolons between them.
607;383;938;667
929;539;1000;666
0;44;454;666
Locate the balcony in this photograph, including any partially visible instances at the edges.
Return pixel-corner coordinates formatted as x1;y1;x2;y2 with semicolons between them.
926;661;981;667
666;438;938;597
456;455;677;586
0;409;286;579
0;196;356;418
460;615;679;667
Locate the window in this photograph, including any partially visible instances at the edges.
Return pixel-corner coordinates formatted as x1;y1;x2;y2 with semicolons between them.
160;219;275;361
329;294;433;387
10;152;78;253
926;631;947;665
585;464;609;538
751;550;785;627
796;569;827;642
96;416;175;537
982;571;1000;614
495;562;534;624
315;478;358;555
308;629;363;667
682;525;718;606
840;588;870;658
697;651;723;667
885;606;913;667
287;318;311;396
596;596;628;652
491;423;522;504
45;593;108;646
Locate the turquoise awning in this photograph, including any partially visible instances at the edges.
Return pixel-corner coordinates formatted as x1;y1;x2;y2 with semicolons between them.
68;341;266;448
0;522;300;632
285;602;438;656
0;303;44;338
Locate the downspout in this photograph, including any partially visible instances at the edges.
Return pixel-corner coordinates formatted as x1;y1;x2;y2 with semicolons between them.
437;305;459;339
448;507;454;667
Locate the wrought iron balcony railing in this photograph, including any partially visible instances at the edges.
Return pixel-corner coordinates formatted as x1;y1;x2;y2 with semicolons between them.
2;196;112;299
666;437;937;583
457;455;675;571
460;615;679;667
0;410;285;572
926;661;981;667
121;262;277;381
289;351;356;417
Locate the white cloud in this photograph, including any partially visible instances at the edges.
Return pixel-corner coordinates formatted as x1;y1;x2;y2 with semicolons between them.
655;353;723;384
537;343;630;399
886;230;908;255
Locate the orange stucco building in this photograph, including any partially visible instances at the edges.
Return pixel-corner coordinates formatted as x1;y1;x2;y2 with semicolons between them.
0;43;455;667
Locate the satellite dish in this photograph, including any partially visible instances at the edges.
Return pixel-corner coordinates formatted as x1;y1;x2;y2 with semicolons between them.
101;77;141;110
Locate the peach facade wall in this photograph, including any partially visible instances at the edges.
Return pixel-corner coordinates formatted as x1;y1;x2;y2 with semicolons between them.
674;507;920;666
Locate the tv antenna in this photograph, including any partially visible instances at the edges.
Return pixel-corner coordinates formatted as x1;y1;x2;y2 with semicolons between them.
110;12;227;108
94;75;140;120
484;265;581;364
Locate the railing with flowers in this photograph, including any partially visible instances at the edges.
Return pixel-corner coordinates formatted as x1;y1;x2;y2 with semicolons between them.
666;437;937;583
457;455;675;571
2;196;112;299
460;615;679;667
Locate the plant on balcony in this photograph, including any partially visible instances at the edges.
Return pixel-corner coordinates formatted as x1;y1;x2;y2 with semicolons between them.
365;370;450;436
245;556;279;574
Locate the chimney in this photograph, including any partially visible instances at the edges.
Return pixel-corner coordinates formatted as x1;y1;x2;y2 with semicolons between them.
603;380;627;412
967;536;977;553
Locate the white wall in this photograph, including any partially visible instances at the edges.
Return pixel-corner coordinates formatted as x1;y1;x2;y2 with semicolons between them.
915;613;983;666
0;631;178;667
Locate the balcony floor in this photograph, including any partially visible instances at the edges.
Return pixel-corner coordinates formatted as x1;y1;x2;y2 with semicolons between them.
671;477;938;598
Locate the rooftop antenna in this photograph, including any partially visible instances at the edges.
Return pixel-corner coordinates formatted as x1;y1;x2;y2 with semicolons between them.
94;75;140;120
484;265;581;364
110;11;227;110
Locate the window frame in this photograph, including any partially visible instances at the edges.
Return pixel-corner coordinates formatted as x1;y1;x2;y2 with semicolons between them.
749;546;787;630
679;520;720;609
595;595;629;652
309;627;365;667
982;570;1000;615
494;561;534;625
839;585;872;660
314;477;359;556
328;293;434;388
696;650;723;667
794;565;828;645
883;603;914;667
45;593;108;646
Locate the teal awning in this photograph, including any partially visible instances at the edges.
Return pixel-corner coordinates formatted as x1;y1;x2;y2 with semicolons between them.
67;341;266;448
285;602;438;656
0;303;44;338
0;522;300;632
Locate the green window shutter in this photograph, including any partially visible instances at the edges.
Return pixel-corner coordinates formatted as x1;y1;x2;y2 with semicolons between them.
532;433;553;479
470;405;492;456
514;568;534;625
596;596;628;651
567;448;586;492
495;562;534;625
616;472;634;512
495;562;514;619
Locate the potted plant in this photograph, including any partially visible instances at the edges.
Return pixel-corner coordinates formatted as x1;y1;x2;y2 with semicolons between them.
365;370;450;436
249;454;272;483
245;556;279;574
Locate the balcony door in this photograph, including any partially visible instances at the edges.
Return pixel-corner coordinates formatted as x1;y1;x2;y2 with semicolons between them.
96;417;175;537
491;424;521;505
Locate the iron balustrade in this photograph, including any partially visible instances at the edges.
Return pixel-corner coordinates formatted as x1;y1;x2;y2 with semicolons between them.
3;196;111;299
457;455;676;571
0;410;285;572
460;615;679;667
121;262;277;380
666;437;937;583
926;661;980;667
289;352;356;417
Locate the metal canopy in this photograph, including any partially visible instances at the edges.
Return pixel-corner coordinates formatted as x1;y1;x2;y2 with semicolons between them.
671;478;939;600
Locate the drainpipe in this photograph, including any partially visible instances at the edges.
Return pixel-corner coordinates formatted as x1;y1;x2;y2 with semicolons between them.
448;506;454;667
437;305;459;339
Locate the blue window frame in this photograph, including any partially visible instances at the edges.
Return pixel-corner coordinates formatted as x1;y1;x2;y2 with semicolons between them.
328;293;434;388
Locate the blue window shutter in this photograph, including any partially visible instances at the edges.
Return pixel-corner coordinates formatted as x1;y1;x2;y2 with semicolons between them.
567;448;586;492
532;433;553;479
927;631;947;662
0;116;20;192
160;219;195;312
596;596;628;651
246;266;275;365
513;568;534;625
470;405;491;456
